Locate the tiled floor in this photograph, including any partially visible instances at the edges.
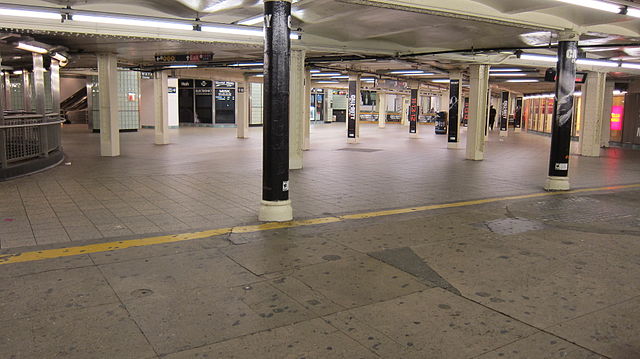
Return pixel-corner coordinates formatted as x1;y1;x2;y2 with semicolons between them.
0;123;639;249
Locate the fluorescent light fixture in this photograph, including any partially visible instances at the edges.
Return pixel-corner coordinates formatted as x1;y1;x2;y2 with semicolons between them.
315;80;340;84
201;25;300;40
252;73;264;77
0;8;61;20
431;79;450;83
613;90;627;95
554;0;621;13
576;58;619;67
331;75;350;79
489;68;522;72
519;53;558;63
16;42;48;54
311;72;342;77
505;79;540;83
237;15;263;26
627;8;640;17
309;69;321;73
229;62;263;67
389;70;425;74
362;79;375;82
166;64;197;68
621;62;640;69
13;70;23;75
489;72;529;77
74;14;193;30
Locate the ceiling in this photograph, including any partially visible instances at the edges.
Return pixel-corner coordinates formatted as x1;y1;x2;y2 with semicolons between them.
1;0;640;93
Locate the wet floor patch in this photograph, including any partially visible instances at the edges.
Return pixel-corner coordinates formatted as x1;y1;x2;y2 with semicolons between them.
368;247;461;295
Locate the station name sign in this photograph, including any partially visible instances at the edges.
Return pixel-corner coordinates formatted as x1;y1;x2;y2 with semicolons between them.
154;53;214;63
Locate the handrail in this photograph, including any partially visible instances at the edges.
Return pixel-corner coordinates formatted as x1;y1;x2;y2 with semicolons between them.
0;120;65;129
3;112;60;120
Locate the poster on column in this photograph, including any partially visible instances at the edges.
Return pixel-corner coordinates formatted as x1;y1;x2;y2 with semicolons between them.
515;97;523;128
409;89;418;134
448;79;460;142
500;91;509;131
347;81;357;138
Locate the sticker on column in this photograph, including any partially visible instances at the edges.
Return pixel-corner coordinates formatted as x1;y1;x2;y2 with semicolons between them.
282;181;289;192
555;163;568;171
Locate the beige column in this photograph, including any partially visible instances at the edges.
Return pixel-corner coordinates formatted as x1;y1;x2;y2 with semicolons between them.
154;70;170;145
579;72;607;157
236;77;249;139
289;50;305;169
378;91;387;128
97;53;120;157
466;65;489;160
303;71;311;150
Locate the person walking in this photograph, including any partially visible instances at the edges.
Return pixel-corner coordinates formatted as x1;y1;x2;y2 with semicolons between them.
489;105;497;130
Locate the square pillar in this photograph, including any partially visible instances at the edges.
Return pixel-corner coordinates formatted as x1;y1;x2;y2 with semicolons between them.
347;73;361;144
499;91;510;137
236;77;249;140
466;64;489;160
154;70;170;145
378;91;387;128
303;71;311;150
289;49;305;169
579;72;607;157
97;53;120;157
447;71;462;148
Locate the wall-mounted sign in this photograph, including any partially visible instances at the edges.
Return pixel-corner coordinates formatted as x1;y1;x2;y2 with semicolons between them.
215;81;235;89
347;80;357;138
155;53;214;63
179;79;194;88
168;87;177;94
238;87;245;93
127;92;137;102
195;80;213;88
376;79;408;91
140;71;154;80
611;105;623;131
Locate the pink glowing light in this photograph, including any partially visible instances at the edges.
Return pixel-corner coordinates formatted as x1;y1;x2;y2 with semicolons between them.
610;105;623;131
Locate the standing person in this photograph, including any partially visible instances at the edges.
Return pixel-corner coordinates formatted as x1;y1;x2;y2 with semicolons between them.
489;105;497;130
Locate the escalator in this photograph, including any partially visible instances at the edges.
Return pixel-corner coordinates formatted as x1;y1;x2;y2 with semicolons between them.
60;87;88;123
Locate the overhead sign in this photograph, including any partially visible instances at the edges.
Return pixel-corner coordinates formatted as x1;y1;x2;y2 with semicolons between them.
154;53;214;63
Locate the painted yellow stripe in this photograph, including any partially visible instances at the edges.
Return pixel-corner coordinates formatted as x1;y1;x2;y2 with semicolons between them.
1;183;639;265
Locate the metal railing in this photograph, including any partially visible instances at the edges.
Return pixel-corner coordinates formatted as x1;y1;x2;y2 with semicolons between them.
0;112;64;170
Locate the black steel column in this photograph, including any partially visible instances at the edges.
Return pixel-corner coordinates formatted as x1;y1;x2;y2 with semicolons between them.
347;79;357;139
500;91;509;132
409;88;418;135
514;97;523;129
263;0;291;202
548;39;578;181
448;79;460;143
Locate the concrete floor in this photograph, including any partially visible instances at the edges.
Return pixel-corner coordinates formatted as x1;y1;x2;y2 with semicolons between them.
0;124;639;358
0;123;639;248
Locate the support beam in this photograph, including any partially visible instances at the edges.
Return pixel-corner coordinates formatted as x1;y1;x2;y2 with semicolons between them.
579;72;606;157
409;84;419;138
466;64;489;161
347;73;361;144
499;91;510;137
97;53;120;157
545;33;578;191
601;81;615;148
447;71;462;148
236;76;249;140
154;70;170;145
303;70;311;150
259;0;293;222
22;71;31;111
378;91;387;128
289;49;305;169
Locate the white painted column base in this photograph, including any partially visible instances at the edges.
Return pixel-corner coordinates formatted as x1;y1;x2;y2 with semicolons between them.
347;138;359;144
290;157;303;170
544;176;570;191
259;200;293;222
499;130;508;137
409;133;419;139
447;142;460;149
514;128;522;133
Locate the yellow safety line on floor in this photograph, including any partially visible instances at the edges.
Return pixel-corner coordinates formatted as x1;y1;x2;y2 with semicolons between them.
1;183;639;265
